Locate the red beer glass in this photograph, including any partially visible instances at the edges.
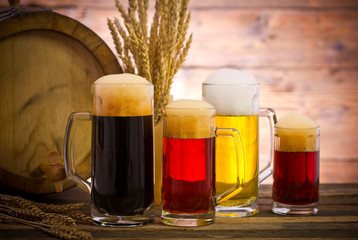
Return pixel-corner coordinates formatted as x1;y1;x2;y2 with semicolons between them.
272;123;320;215
161;100;245;226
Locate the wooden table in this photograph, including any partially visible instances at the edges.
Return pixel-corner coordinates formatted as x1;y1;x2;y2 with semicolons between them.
1;184;357;239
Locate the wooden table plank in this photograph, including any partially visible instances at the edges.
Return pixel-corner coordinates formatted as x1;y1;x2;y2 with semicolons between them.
0;184;357;239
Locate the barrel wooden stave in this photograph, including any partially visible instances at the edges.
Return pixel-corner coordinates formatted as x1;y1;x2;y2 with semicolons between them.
0;9;121;194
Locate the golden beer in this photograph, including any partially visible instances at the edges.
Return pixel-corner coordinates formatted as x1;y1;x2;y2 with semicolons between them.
215;115;259;208
202;68;276;217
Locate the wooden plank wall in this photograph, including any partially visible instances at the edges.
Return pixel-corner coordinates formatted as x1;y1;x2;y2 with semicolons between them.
1;0;358;183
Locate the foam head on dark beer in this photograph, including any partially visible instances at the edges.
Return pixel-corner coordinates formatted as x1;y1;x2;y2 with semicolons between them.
203;68;259;115
276;112;319;152
164;99;215;139
92;74;153;117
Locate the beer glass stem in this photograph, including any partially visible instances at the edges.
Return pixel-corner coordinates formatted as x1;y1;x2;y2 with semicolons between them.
258;108;277;183
64;112;92;193
215;128;245;204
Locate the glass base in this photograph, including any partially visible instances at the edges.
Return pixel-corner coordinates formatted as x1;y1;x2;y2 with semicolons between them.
161;210;215;227
216;199;259;217
91;205;154;227
272;201;319;215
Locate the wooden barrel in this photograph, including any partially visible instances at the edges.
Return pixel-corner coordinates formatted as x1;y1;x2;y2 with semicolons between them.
0;7;121;194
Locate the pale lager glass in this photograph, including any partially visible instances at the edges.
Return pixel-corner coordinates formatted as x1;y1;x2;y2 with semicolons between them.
203;69;276;217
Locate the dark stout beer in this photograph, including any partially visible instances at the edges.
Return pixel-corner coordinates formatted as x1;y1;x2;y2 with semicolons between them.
91;115;153;215
64;73;154;226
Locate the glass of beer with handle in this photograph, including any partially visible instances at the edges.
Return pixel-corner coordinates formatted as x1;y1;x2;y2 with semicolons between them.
203;68;277;217
64;74;154;227
161;99;245;226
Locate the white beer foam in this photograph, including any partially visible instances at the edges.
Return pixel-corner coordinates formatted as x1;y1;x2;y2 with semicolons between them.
164;99;215;138
276;112;319;152
93;74;153;117
203;68;259;115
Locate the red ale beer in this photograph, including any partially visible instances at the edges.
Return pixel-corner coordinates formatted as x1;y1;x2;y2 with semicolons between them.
161;100;216;226
273;151;319;205
272;112;320;215
161;99;244;226
162;137;215;214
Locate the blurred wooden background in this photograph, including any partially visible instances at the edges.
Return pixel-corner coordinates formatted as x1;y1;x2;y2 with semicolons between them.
1;0;357;183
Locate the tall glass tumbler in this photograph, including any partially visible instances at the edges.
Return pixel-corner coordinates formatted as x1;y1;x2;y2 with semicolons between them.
64;74;154;227
161;99;245;226
272;125;320;215
203;69;276;217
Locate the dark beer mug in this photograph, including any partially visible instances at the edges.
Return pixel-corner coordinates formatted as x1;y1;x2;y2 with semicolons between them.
64;74;154;226
161;99;245;226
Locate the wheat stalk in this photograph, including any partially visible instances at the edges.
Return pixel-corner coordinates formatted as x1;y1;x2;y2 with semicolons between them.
0;204;76;226
109;0;192;125
34;202;88;213
0;212;92;240
0;194;88;213
64;212;93;224
0;194;92;240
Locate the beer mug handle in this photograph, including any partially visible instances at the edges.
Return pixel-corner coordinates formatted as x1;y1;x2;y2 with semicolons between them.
63;112;92;193
215;128;245;204
258;108;277;183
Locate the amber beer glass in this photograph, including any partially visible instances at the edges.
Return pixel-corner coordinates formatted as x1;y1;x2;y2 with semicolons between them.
272;125;320;215
161;99;245;226
64;74;154;227
203;69;276;217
